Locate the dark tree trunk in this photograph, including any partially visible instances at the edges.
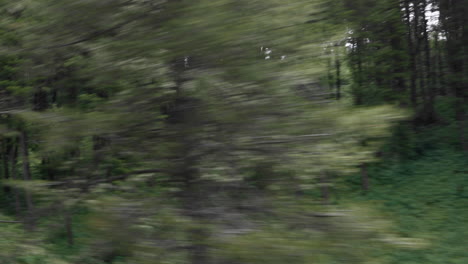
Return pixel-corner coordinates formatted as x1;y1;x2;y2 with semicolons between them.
327;56;334;92
421;0;436;123
64;210;74;246
335;56;341;100
388;9;407;98
404;0;418;108
320;171;330;204
182;149;210;264
434;30;447;96
33;87;49;111
361;163;369;193
2;139;11;193
9;139;21;217
414;0;427;115
439;0;468;150
169;65;211;264
20;130;35;230
354;37;365;105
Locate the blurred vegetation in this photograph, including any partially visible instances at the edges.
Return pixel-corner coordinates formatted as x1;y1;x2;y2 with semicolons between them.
0;0;466;263
343;125;468;263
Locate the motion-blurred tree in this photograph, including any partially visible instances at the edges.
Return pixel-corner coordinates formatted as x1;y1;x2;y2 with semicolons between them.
0;1;413;263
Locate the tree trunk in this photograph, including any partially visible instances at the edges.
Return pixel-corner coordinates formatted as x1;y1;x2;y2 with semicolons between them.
33;87;49;111
404;0;418;108
320;171;330;204
2;139;11;193
414;0;427;117
327;55;334;92
335;56;341;100
170;80;211;264
361;163;369;193
9;139;21;217
434;30;447;96
20;130;35;230
183;157;210;264
354;37;364;105
64;209;74;246
421;0;436;123
439;0;468;150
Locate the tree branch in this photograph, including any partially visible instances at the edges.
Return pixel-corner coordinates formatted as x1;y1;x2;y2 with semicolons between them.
0;220;21;223
45;169;166;188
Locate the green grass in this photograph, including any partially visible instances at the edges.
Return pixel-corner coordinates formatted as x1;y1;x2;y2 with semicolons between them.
343;142;468;263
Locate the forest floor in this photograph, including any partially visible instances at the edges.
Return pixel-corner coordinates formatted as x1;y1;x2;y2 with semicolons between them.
344;143;468;263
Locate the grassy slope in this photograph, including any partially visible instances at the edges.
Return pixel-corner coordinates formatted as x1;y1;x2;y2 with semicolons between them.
343;139;468;263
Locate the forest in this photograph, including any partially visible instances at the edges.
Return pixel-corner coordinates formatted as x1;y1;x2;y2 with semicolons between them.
0;0;466;263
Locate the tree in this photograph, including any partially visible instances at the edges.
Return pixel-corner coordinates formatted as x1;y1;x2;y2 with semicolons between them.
0;1;412;263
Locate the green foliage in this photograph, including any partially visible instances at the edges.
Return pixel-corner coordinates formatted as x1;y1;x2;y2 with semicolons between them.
343;133;468;263
0;213;69;264
0;0;456;264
